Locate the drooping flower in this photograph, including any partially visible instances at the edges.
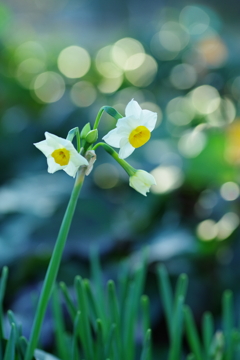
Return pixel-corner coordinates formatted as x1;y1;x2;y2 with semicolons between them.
34;132;88;177
129;170;156;196
103;99;157;159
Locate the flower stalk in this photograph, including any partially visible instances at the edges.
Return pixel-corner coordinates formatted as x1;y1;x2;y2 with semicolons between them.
24;166;87;360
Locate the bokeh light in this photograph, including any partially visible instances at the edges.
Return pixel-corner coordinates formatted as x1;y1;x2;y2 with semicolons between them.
33;71;65;103
93;163;119;189
179;6;210;35
170;63;197;90
151;166;184;194
190;85;221;114
58;46;91;79
70;81;97;107
220;182;240;201
125;54;158;87
197;219;218;241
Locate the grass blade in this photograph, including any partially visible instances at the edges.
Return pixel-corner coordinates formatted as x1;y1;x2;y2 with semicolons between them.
3;323;16;360
140;329;151;360
52;286;70;360
141;295;150;335
72;311;81;360
75;276;93;360
202;312;213;360
0;267;8;340
59;282;77;321
96;319;104;360
168;296;184;360
157;265;174;339
184;306;203;360
222;290;233;358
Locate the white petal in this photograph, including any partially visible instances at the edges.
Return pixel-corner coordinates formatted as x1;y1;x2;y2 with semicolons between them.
141;110;157;132
46;156;62;173
129;170;156;196
119;142;135;159
34;140;53;157
45;132;64;149
70;149;88;167
125;99;142;118
103;128;122;148
64;161;80;177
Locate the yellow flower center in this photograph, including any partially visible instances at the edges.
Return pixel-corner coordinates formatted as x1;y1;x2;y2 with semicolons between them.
129;126;151;148
51;148;70;166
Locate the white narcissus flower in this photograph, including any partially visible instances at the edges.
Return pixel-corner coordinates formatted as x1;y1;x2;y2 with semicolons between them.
34;132;88;177
103;99;157;159
129;170;156;196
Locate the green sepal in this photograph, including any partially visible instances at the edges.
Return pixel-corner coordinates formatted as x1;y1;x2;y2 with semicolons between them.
86;129;98;144
103;106;123;120
81;123;91;138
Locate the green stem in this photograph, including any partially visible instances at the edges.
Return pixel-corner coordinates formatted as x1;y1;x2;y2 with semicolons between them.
24;167;86;360
93;107;105;130
92;142;135;176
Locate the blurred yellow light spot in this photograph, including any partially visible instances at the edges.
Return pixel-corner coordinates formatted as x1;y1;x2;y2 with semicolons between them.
191;85;220;114
151;166;184;194
217;213;239;240
58;46;91;79
225;120;240;164
70;81;97;107
33;71;65;103
93;163;119;189
197;219;218;241
170;64;197;90
159;21;189;52
98;76;123;94
112;38;145;70
125;55;158;87
220;182;240;201
197;36;228;68
178;130;206;158
167;97;195;126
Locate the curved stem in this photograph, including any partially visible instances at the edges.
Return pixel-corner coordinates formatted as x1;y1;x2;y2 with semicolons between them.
93;142;135;176
24;167;86;360
93;107;105;130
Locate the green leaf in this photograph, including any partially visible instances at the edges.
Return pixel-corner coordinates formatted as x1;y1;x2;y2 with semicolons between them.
0;267;8;340
3;323;16;360
157;265;173;339
184;306;203;360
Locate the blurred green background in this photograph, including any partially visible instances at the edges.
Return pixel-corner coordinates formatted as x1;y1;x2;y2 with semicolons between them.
1;0;240;355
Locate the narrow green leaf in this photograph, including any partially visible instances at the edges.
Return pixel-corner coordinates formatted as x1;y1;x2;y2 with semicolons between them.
75;276;94;360
3;323;16;360
59;282;76;321
169;296;184;360
72;311;81;360
140;329;151;360
96;319;104;360
107;280;121;360
157;265;173;339
0;267;8;340
222;290;233;355
52;286;70;360
83;279;99;331
90;250;107;332
184;306;203;360
105;324;116;359
19;336;28;360
202;312;213;360
141;295;150;335
174;274;188;310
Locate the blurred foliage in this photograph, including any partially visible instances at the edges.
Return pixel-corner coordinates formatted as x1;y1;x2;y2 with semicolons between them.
0;0;240;356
